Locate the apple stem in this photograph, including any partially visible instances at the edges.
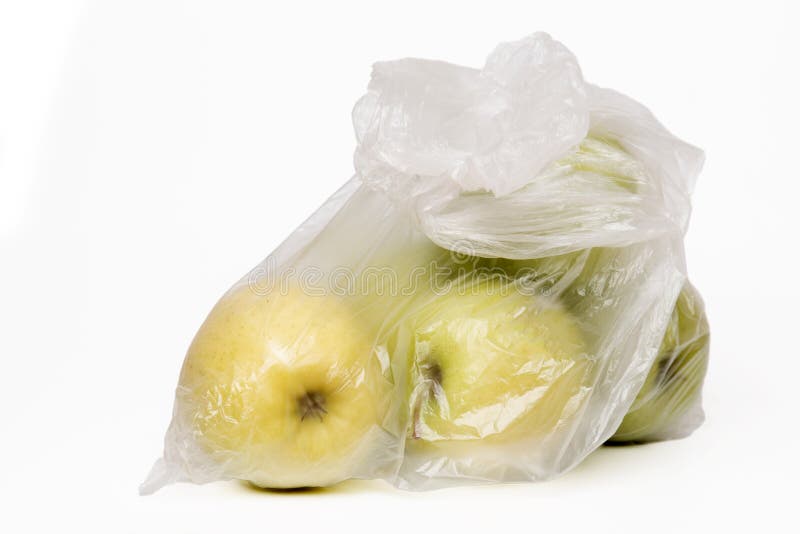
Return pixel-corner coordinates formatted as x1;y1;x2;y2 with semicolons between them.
411;362;443;439
411;398;422;439
298;391;327;422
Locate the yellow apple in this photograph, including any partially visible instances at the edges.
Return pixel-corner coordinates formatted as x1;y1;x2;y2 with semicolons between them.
609;283;710;442
177;283;393;488
406;277;592;444
558;135;643;193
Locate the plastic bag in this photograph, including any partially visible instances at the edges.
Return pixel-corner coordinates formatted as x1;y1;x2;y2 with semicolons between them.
142;32;707;494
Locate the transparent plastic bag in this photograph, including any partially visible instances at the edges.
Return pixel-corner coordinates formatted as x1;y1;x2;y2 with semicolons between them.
142;32;707;494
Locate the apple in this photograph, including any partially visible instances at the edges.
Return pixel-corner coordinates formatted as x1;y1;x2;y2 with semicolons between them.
450;133;646;290
177;282;393;488
558;135;643;193
443;246;710;445
609;283;710;442
459;250;589;301
406;277;591;443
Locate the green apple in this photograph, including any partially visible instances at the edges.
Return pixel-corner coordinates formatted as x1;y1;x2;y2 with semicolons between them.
456;129;649;290
459;250;589;300
178;283;392;488
557;135;643;193
407;277;592;443
609;283;710;443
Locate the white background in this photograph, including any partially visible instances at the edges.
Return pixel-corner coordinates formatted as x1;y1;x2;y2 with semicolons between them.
1;1;798;532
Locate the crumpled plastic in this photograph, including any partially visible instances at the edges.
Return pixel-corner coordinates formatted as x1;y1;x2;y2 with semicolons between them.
142;32;708;494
